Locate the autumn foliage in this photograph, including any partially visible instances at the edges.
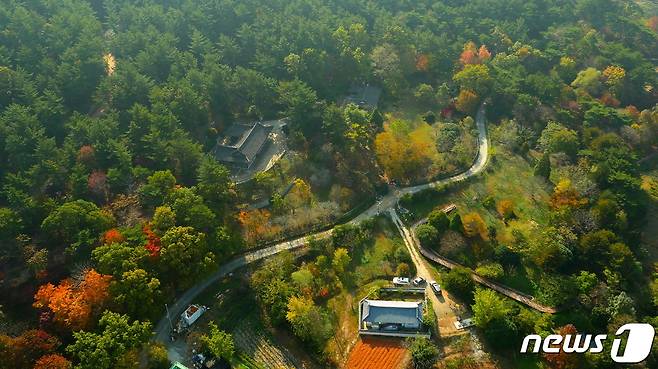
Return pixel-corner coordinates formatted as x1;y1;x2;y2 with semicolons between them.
33;269;111;330
455;89;479;113
87;170;109;200
34;354;72;369
496;200;515;220
602;65;626;87
102;228;125;244
646;16;658;33
459;42;491;65
543;324;582;369
462;212;489;240
374;123;435;181
76;145;95;166
143;223;162;257
550;179;586;210
0;329;61;369
416;53;429;71
238;209;281;244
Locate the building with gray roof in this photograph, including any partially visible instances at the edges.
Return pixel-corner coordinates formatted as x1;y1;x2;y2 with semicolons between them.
359;299;429;338
343;83;382;109
212;121;273;169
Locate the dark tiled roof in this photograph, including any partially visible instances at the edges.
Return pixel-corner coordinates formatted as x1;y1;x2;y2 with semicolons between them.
344;84;382;109
213;122;272;167
362;300;422;325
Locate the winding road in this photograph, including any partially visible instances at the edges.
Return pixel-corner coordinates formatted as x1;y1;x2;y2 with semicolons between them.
154;104;490;361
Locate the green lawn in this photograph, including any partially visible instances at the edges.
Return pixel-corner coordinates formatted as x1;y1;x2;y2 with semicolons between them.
402;148;552;296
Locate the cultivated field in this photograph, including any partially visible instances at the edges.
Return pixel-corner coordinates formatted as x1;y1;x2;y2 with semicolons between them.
346;338;409;369
233;320;297;369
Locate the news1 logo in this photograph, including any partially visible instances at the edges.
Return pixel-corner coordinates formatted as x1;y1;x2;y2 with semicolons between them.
521;323;655;363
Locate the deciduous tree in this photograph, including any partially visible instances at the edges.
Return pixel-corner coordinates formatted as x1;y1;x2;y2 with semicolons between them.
33;354;72;369
201;322;234;360
33;269;111;330
66;311;151;369
461;212;489;240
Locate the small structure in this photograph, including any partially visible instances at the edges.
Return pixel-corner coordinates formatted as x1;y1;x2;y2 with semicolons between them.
175;304;208;333
454;318;475;330
212;122;273;169
343;83;382;109
170;362;190;369
359;299;430;338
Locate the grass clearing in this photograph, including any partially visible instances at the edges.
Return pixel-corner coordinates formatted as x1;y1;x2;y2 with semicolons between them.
402;148;552;296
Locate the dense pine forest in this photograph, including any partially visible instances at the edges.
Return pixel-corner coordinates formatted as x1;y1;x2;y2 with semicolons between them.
0;1;657;368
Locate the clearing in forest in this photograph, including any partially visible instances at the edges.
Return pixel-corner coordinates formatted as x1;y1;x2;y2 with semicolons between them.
346;338;408;369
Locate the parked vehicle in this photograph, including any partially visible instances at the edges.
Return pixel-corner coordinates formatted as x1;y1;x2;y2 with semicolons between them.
175;304;209;334
392;277;410;286
412;277;426;286
429;281;441;295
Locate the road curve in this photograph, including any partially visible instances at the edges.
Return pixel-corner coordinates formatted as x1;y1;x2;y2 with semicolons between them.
155;104;490;359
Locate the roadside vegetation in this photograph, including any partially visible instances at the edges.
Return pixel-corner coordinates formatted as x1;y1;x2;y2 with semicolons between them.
248;216;416;366
0;0;656;368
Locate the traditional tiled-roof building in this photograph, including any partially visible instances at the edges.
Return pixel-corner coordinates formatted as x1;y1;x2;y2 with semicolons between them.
212;122;273;169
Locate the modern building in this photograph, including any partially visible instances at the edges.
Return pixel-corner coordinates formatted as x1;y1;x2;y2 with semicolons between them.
343;83;382;109
212;121;273;169
359;299;430;338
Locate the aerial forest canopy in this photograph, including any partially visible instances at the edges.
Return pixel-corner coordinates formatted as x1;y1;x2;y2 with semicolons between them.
0;0;657;368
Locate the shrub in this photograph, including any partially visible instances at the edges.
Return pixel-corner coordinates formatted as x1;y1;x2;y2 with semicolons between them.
416;224;439;248
475;262;504;280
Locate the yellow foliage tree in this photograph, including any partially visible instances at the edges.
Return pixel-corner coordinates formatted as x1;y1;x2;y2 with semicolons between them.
462;212;489;240
455;89;479;114
287;178;313;209
496;199;515;220
374;123;435;181
550;179;586;210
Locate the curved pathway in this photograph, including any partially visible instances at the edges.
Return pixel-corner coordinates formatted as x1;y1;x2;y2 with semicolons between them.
155;104;490;359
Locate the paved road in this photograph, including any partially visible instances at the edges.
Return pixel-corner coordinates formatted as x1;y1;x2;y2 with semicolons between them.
154;104;490;361
388;209;466;338
154;230;334;361
351;104;489;223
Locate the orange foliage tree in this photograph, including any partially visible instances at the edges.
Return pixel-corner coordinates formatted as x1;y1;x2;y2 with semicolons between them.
238;209;281;244
459;41;478;65
34;354;72;369
459;42;491;65
143;223;162;257
33;269;111;330
76;145;95;166
88;170;109;200
0;330;61;369
102;228;125;244
478;45;491;62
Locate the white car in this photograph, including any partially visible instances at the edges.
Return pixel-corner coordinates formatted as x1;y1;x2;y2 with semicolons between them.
429;281;441;295
412;277;426;286
393;277;410;285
